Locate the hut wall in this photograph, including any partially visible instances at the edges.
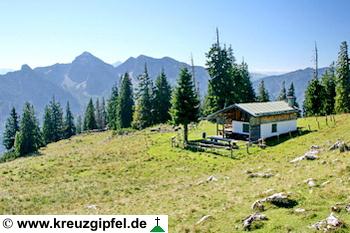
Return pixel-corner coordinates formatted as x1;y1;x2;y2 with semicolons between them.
260;119;297;139
232;120;250;135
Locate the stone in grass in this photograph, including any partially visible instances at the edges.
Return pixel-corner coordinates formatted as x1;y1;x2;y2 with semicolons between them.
294;208;306;213
304;178;317;187
86;204;97;210
248;172;274;178
206;175;218;182
251;200;265;212
262;192;298;208
329;140;350;152
290;150;319;163
311;213;343;231
345;204;350;213
195;215;212;225
242;212;268;231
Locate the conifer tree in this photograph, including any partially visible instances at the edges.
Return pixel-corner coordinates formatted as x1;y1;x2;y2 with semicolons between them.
132;64;153;129
237;61;256;103
257;80;270;102
95;98;103;129
287;82;295;97
287;82;299;107
107;84;119;130
63;101;76;138
303;78;325;116
42;97;64;143
204;30;236;114
76;115;83;134
84;98;97;130
335;41;350;113
153;70;172;124
321;64;336;115
101;97;107;129
2;107;19;150
117;73;134;128
14;102;42;156
277;81;287;101
42;105;53;144
170;68;200;143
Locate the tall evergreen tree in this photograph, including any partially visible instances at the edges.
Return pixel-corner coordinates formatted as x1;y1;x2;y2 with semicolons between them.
76;115;83;134
335;41;350;113
2;107;19;150
101;97;107;129
277;81;287;101
42;97;64;143
257;80;270;102
321;64;336;115
132;64;153;129
153;70;172;123
237;61;256;103
286;82;299;108
170;68;200;143
63;101;76;138
117;73;134;128
107;84;119;130
287;82;295;97
204;30;236;114
14;102;42;156
95;98;103;129
304;44;326;116
84;98;97;130
42;105;53;144
303;78;325;116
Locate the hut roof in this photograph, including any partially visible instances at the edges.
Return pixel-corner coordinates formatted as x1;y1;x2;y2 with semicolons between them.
207;101;298;119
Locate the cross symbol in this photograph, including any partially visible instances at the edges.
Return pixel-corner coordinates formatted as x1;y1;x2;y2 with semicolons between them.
155;217;160;226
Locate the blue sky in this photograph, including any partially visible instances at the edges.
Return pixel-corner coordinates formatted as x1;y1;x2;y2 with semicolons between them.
0;0;349;72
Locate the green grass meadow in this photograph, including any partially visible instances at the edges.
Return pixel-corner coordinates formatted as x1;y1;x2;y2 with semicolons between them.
1;114;350;232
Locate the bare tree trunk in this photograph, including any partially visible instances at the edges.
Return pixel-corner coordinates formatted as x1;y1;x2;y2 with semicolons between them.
183;124;188;144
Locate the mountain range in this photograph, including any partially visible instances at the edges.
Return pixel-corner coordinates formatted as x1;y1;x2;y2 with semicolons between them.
0;52;328;152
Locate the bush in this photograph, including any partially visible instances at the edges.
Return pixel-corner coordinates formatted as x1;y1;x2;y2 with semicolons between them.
0;150;18;163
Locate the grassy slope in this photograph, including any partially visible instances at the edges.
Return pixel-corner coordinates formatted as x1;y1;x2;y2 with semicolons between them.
1;115;350;232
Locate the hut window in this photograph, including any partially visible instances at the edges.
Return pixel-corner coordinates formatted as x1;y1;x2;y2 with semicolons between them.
272;123;277;133
242;123;249;133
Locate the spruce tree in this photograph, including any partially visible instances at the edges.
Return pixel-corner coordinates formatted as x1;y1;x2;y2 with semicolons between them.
257;80;270;102
15;102;42;156
101;97;107;129
107;84;119;130
287;82;299;108
2;107;19;150
321;64;336;115
95;98;103;129
76;115;83;134
63;101;76;138
277;81;287;101
170;68;200;143
237;61;256;103
42;97;64;143
153;70;172;123
335;41;350;113
204;32;236;114
132;64;153;129
84;98;97;130
118;73;134;128
303;78;325;116
42;105;53;144
287;82;295;97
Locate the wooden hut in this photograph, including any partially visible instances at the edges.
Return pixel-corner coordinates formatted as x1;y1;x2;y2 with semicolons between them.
206;98;299;142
